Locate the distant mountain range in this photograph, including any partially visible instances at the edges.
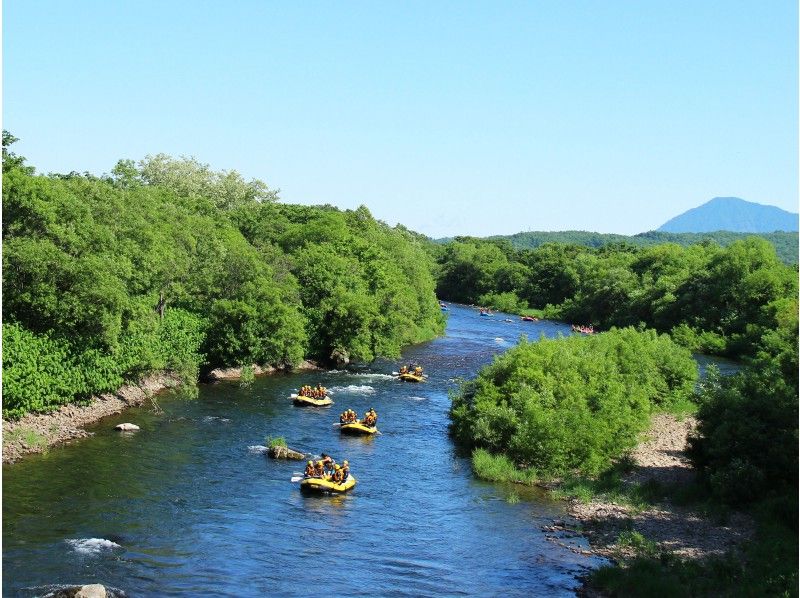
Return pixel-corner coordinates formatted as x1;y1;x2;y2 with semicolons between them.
658;197;798;233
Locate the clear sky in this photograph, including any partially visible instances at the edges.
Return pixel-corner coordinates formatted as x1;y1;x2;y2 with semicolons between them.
3;1;797;237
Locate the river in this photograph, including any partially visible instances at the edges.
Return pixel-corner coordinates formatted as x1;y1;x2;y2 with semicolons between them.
2;305;733;597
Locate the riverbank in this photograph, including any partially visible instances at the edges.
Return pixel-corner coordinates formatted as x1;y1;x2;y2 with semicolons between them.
2;372;182;464
547;413;755;591
2;360;323;464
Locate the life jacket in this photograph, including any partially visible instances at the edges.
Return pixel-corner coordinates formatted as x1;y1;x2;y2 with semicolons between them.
305;465;316;477
315;464;325;477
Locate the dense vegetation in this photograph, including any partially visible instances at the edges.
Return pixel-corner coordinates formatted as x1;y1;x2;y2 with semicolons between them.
433;236;797;358
477;229;798;263
2;133;444;418
450;328;698;478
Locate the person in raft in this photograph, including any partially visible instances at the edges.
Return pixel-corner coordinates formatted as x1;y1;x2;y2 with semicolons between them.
339;409;357;424
304;460;317;478
332;464;345;484
341;460;350;481
413;365;423;376
399;365;409;374
299;385;328;398
362;408;377;427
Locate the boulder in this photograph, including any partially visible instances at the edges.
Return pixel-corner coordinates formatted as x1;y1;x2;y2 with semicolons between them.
206;364;277;381
75;585;107;598
294;359;321;371
268;445;306;460
330;349;350;368
115;423;140;431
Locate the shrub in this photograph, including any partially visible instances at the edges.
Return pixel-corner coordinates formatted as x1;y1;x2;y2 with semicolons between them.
451;328;697;477
477;291;528;314
689;365;798;507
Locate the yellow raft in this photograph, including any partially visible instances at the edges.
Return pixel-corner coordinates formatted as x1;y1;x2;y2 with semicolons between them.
398;373;425;382
300;475;356;493
292;395;333;407
340;422;378;436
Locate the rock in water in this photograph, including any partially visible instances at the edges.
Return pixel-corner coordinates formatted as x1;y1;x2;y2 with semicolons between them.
330;348;350;368
115;423;140;431
268;445;306;460
75;585;107;598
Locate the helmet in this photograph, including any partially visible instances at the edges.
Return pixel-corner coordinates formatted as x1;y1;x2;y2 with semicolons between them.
334;464;341;470
317;461;324;466
343;460;349;465
307;461;313;465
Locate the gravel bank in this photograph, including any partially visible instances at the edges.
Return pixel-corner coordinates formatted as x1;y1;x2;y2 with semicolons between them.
556;414;754;561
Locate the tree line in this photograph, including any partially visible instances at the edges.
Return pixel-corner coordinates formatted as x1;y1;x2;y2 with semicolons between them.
2;133;444;418
433;236;797;359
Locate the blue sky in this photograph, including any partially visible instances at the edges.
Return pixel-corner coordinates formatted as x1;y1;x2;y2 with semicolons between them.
4;1;797;236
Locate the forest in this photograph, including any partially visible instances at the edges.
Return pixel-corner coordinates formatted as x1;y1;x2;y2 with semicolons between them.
2;133;444;418
482;229;798;263
433;236;798;359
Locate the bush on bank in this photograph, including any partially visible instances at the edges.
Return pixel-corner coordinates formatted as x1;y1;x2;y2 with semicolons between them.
450;328;698;478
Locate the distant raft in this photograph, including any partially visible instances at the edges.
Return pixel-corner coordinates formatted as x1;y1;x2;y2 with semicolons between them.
340;422;378;436
292;394;333;407
300;475;356;494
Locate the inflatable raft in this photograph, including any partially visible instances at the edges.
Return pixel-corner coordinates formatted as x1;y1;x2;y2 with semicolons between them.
300;475;356;493
398;373;425;382
292;394;333;407
340;422;378;436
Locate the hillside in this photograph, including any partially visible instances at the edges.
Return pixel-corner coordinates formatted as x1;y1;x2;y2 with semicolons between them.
658;197;798;233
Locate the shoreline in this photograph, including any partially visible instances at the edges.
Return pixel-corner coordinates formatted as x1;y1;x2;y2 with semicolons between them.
2;360;322;464
542;414;754;586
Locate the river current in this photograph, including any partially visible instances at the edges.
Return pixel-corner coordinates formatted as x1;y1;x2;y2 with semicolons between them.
2;305;736;597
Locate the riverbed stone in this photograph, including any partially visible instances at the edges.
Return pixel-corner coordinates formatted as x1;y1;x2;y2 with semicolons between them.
75;585;107;598
268;445;306;460
115;423;140;431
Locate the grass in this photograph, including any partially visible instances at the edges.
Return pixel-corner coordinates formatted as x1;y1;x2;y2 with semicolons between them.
6;427;49;451
550;459;664;513
616;530;661;558
519;307;546;318
266;436;287;449
471;448;538;484
239;365;255;386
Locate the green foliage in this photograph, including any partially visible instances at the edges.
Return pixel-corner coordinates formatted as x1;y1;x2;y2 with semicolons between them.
477;291;528;314
266;436;287;448
484;229;798;264
435;236;797;359
689;364;798;507
551;465;664;513
471;448;538;484
3;140;444;417
451;329;698;477
616;530;661;558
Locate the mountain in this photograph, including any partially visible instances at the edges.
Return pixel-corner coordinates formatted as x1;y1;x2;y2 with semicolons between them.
658;197;798;233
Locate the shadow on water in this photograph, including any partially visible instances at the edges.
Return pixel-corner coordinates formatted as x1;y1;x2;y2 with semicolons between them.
3;305;732;597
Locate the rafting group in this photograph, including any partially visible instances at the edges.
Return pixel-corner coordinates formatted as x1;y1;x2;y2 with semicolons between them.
299;384;328;398
301;453;356;493
572;324;595;334
293;384;332;406
396;364;426;382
